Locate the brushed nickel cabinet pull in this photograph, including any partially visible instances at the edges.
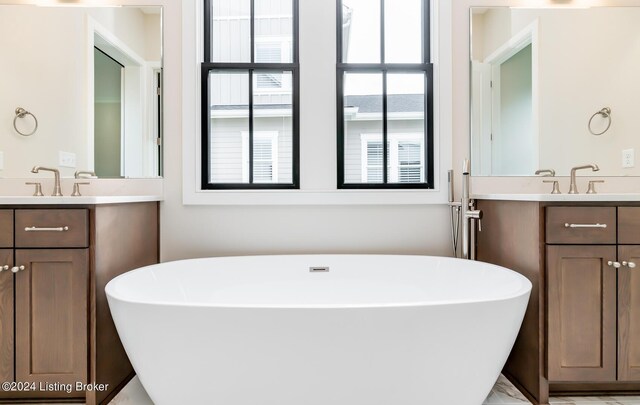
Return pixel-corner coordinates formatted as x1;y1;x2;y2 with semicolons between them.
24;226;69;232
0;265;8;272
608;261;622;268
622;261;637;269
564;223;607;229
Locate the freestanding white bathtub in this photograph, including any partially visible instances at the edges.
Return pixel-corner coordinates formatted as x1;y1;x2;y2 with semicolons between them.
106;255;531;405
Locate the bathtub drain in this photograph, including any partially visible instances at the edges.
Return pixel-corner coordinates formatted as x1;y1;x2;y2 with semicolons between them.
309;267;330;273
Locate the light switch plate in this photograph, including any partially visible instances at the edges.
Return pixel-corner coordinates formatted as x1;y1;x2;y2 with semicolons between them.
59;151;76;168
0;151;4;170
623;149;635;168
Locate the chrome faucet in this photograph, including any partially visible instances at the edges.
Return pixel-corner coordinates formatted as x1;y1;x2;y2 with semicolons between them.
569;164;600;194
31;166;63;196
535;169;556;177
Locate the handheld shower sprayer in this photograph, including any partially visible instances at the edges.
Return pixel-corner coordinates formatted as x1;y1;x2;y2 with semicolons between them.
448;159;482;260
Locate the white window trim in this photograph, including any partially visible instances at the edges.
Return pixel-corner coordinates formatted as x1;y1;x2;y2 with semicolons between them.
241;131;279;183
182;0;452;205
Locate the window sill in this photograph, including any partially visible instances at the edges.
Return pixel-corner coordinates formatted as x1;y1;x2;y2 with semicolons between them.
183;189;448;206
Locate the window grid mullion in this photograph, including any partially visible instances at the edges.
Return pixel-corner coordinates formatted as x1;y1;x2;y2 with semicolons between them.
204;0;211;62
250;0;255;64
382;70;388;184
380;0;385;64
249;69;254;184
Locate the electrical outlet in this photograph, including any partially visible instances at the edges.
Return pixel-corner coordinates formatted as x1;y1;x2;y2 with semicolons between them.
59;151;76;168
623;149;635;168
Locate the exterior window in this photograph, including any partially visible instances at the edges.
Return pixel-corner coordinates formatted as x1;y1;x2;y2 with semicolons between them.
338;0;433;189
202;0;299;189
361;134;424;184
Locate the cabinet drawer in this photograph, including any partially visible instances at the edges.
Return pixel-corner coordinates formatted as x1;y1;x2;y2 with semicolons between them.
0;210;12;248
546;207;616;244
619;207;640;244
15;209;88;248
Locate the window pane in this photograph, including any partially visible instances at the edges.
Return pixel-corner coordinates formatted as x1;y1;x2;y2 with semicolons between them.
387;73;425;183
255;0;293;63
341;0;381;63
384;0;422;63
210;0;251;63
253;70;293;184
343;72;383;184
209;71;250;183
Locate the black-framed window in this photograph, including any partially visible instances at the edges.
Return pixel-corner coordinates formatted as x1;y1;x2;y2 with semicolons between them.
202;0;300;189
337;0;433;189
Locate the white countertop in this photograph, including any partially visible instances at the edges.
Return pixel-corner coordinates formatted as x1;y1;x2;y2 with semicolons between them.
0;195;163;205
473;193;640;202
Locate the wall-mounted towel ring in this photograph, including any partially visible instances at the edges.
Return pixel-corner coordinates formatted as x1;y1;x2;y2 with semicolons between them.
588;107;611;136
13;107;38;136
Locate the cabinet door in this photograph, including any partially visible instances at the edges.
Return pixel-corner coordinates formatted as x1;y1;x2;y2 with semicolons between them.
619;245;640;381
547;245;617;381
0;250;13;383
14;249;88;394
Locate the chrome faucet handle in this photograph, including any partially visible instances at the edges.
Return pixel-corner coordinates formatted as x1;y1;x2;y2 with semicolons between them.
71;182;90;197
25;182;44;197
586;180;605;195
542;180;561;194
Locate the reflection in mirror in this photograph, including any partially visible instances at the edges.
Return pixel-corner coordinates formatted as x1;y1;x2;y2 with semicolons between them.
470;7;640;177
0;5;162;179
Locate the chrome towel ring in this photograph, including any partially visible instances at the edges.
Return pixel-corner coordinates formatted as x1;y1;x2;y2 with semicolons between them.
13;107;38;136
588;107;611;136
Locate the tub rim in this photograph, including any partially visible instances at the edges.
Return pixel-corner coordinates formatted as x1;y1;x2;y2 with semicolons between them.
105;254;533;309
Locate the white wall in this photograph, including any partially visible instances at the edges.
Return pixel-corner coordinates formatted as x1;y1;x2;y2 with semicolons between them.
162;0;453;261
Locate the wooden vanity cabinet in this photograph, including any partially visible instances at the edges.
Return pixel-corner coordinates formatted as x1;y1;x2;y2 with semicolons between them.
546;245;617;382
0;249;13;385
15;249;89;389
477;200;640;405
618;244;640;381
0;203;159;405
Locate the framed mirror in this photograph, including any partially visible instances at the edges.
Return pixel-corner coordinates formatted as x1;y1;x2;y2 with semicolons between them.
470;7;640;177
0;4;163;179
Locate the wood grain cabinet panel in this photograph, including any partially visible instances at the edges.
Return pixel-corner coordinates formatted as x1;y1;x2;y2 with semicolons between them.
15;209;88;248
0;249;13;384
546;207;616;244
618;245;640;381
547;245;617;382
0;211;13;248
619;208;640;245
14;249;88;397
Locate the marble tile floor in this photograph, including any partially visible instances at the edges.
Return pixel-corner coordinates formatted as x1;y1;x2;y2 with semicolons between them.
485;375;640;405
23;374;640;405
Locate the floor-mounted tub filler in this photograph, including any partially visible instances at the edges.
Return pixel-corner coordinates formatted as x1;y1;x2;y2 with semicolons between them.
106;255;531;405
